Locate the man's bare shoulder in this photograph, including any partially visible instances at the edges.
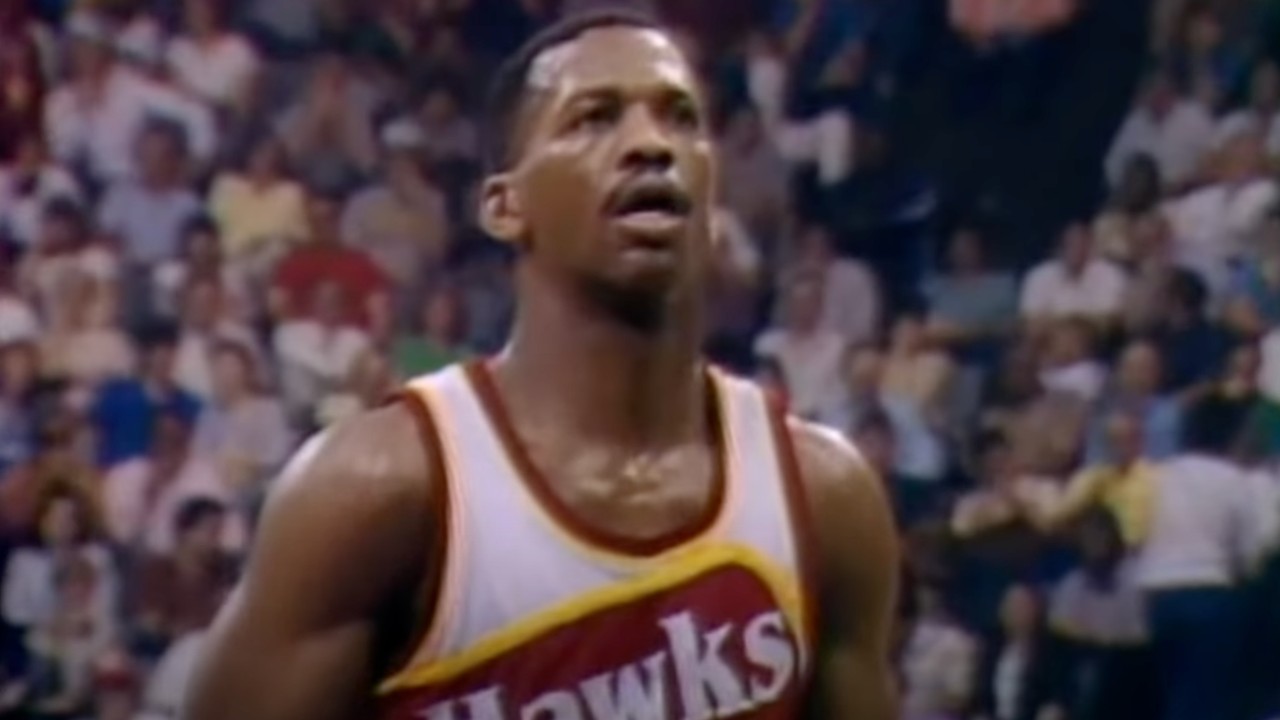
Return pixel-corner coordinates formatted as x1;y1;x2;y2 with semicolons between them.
784;416;885;511
267;399;437;512
257;402;439;563
782;416;898;580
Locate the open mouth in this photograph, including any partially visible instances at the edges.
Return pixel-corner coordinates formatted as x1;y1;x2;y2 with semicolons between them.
608;181;692;246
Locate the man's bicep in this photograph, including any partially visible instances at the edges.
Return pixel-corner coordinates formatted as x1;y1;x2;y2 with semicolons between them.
793;421;900;720
185;411;433;720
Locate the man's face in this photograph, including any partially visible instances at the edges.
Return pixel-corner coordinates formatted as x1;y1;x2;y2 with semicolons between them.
482;26;715;313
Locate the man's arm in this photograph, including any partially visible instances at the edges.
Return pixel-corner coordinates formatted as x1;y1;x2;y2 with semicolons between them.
183;404;438;720
790;420;900;720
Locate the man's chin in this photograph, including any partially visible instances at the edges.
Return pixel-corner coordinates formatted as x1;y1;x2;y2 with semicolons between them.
578;272;683;333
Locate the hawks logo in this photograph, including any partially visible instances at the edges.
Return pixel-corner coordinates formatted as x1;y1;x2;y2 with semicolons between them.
379;562;808;720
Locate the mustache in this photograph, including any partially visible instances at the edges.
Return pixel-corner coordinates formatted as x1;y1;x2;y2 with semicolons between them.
604;175;693;216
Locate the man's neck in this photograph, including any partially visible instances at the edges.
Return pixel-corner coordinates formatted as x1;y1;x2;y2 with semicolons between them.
494;273;706;450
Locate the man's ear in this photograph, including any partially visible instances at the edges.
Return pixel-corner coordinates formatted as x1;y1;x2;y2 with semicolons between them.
479;174;527;245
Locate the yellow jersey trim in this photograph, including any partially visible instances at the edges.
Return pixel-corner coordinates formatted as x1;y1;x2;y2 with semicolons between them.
375;542;807;695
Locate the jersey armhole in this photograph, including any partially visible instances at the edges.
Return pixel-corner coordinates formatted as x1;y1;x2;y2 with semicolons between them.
377;389;456;687
764;395;823;669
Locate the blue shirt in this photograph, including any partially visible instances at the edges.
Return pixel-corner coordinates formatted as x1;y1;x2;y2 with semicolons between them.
91;379;200;467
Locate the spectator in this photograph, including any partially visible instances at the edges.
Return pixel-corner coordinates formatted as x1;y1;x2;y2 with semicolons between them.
1137;396;1267;720
21;198;110;325
705;207;764;369
0;342;40;475
42;12;174;182
840;343;946;483
1223;204;1280;335
753;273;846;422
129;498;236;658
900;580;979;720
1019;222;1127;331
111;21;217;172
717;105;789;247
0;408;99;540
1048;509;1157;720
1215;60;1280;159
0;255;40;347
1169;5;1246;110
274;281;373;420
102;410;244;557
341;119;451;306
270;188;392;337
925;226;1019;368
789;224;881;347
151;216;253;323
166;0;260;112
0;132;81;248
314;348;398;428
974;585;1059;720
392;284;469;379
1105;63;1214;192
1164;124;1277;293
275;52;379;188
206;130;307;271
97;119;201;269
0;7;46;163
1093;153;1162;264
1036;319;1106;403
415;82;479;168
90;322;199;468
883;310;955;423
1034;409;1157;547
190;342;291;508
2;487;118;717
1151;268;1230;393
1087;339;1183;463
172;277;261;401
1121;213;1182;333
38;278;134;385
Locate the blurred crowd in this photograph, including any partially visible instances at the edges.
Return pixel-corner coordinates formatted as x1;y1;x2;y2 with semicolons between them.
0;0;1278;719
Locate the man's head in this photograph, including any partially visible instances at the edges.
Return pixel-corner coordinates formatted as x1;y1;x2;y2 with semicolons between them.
173;497;225;557
1115;153;1161;210
136;321;180;382
1140;64;1179;117
781;274;824;334
1116;339;1162;396
135;120;188;186
151;409;192;461
1103;410;1145;466
1057;221;1093;273
478;10;716;330
306;186;346;245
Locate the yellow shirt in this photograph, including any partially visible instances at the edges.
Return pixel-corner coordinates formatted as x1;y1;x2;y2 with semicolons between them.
208;175;308;259
1057;460;1156;545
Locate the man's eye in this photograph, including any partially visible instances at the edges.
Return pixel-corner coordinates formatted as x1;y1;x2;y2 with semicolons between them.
669;100;701;129
573;105;618;132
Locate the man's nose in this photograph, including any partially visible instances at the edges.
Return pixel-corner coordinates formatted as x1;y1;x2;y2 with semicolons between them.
618;108;675;171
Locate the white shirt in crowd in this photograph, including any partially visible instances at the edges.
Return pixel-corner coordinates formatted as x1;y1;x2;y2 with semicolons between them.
818;258;881;346
44;67;216;181
102;456;248;556
1106;101;1215;189
753;327;847;421
900;618;977;717
1039;359;1107;402
1216;109;1280;159
1019;259;1128;321
0;164;81;246
273;320;372;409
1163;178;1278;275
0;295;41;345
1137;453;1270;590
167;34;259;107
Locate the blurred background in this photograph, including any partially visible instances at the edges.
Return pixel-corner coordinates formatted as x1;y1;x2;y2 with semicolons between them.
0;0;1278;718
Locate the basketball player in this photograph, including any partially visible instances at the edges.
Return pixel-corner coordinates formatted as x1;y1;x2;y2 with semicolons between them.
184;10;898;720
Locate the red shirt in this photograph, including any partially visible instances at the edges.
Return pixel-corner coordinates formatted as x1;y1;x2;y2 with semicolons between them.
272;244;389;328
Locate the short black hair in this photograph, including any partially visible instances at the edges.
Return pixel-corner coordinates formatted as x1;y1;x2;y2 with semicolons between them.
481;5;663;173
174;497;226;536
